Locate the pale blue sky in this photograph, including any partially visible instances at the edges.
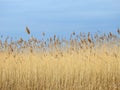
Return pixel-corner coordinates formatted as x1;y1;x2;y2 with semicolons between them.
0;0;120;38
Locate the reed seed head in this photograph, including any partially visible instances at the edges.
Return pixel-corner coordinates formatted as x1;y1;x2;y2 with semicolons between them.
117;29;120;34
26;26;30;35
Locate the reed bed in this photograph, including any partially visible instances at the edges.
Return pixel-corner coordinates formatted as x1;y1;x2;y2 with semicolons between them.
0;29;120;90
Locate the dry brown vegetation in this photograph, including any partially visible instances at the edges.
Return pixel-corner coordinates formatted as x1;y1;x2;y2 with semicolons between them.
0;30;120;90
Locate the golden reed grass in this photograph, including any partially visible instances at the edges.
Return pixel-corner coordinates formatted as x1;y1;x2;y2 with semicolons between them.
0;29;120;90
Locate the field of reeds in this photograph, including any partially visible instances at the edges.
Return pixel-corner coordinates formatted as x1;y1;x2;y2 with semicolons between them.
0;29;120;90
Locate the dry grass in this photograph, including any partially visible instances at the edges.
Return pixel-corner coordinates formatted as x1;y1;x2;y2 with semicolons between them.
0;30;120;90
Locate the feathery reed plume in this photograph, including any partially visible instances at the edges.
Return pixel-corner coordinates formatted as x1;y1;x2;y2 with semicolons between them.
54;34;56;41
26;26;30;35
50;37;52;43
108;32;112;38
10;45;13;53
117;29;120;35
87;32;92;43
88;37;92;43
17;38;23;44
109;32;112;37
88;32;90;38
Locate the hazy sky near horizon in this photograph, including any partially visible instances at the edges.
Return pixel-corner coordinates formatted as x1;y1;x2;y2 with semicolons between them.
0;0;120;37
